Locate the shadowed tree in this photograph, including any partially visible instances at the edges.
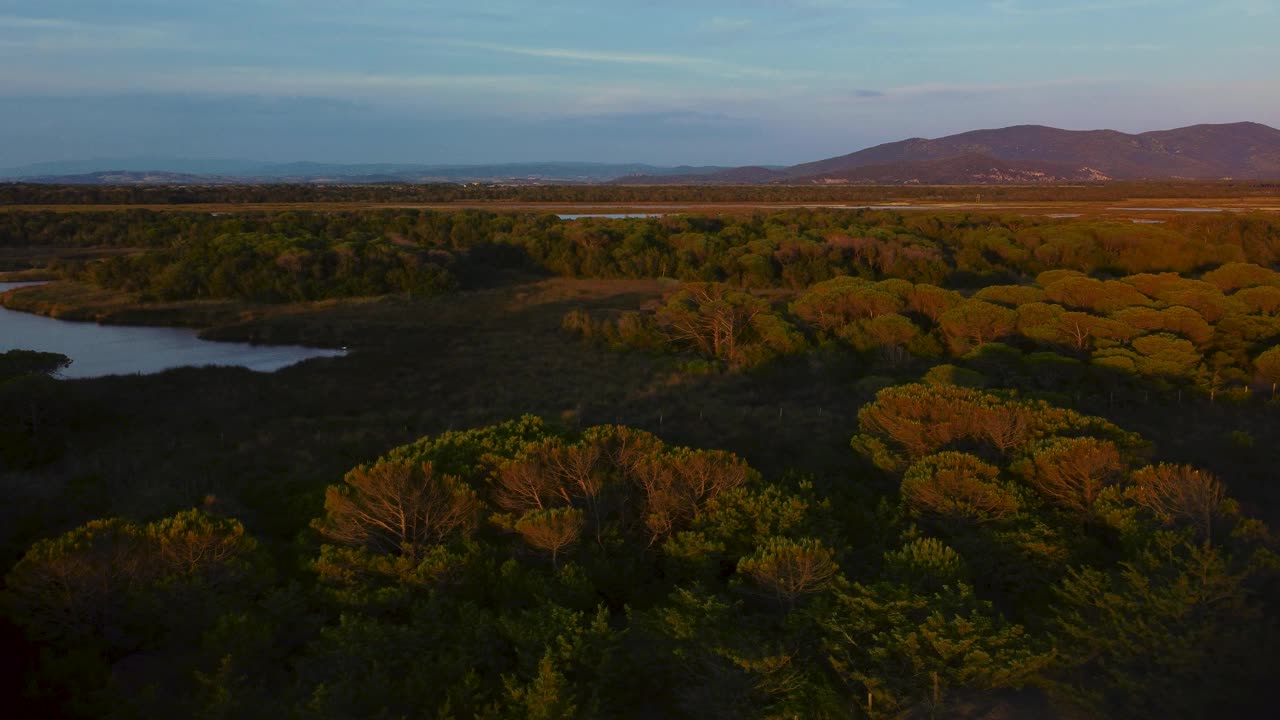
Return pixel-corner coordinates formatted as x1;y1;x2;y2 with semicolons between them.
1255;346;1280;398
1052;534;1275;719
0;349;72;382
824;581;1049;719
882;537;968;592
5;511;257;648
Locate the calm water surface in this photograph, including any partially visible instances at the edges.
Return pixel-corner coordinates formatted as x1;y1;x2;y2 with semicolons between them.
1110;207;1226;213
0;283;344;378
557;213;668;219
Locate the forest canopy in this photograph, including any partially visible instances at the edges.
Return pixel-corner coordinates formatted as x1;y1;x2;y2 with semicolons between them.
5;401;1276;719
2;202;1279;718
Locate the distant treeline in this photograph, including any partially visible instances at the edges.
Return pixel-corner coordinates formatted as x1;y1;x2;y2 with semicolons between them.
3;180;1280;205
565;267;1280;402
3;207;1277;303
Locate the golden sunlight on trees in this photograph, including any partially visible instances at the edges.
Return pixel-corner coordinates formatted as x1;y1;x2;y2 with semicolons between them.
738;537;838;606
515;507;585;569
1129;464;1228;542
632;449;755;543
314;460;481;558
938;300;1017;352
1016;437;1126;518
901;452;1020;524
656;282;768;361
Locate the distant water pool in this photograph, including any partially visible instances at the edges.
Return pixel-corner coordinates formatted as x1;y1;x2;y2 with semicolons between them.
557;213;668;220
1110;207;1225;213
0;283;344;379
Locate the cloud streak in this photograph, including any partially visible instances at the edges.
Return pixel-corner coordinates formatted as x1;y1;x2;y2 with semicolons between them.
0;14;193;52
441;40;800;80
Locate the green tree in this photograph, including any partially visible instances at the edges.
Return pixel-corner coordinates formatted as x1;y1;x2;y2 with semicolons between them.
1051;534;1277;719
824;582;1049;719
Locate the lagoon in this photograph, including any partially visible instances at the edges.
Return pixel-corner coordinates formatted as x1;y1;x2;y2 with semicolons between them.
0;283;344;379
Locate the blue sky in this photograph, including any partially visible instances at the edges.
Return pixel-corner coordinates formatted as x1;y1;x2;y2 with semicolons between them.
1;0;1277;166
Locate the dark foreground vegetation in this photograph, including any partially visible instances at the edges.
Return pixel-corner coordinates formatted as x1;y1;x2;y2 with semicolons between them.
2;201;1279;718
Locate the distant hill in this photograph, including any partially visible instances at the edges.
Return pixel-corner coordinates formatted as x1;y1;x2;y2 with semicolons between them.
791;153;1112;184
784;122;1280;182
13;171;242;185
6;122;1278;185
616;166;789;185
619;122;1280;185
0;160;735;184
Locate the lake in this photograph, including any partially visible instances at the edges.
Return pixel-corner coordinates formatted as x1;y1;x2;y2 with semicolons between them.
0;283;345;378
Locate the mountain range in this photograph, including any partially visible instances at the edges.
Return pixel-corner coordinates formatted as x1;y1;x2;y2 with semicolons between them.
3;122;1278;185
0;161;737;185
623;122;1280;184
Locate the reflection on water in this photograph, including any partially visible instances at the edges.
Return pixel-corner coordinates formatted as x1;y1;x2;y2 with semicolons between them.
0;283;344;379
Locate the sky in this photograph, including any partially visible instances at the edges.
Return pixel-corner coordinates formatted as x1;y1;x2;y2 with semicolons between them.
1;0;1278;167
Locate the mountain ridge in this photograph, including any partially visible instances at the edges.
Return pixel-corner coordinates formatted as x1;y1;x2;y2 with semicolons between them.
621;122;1280;185
5;122;1278;185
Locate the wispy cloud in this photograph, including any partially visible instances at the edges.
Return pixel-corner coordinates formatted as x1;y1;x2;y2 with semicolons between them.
0;14;193;52
846;77;1120;102
442;40;797;79
988;0;1166;15
0;64;570;100
866;42;1169;53
1202;0;1277;16
0;15;75;30
703;16;755;32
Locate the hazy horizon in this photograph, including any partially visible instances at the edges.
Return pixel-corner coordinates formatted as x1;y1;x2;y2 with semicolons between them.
3;1;1278;167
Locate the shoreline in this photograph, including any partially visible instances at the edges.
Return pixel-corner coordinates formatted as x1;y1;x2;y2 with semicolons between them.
0;281;350;349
